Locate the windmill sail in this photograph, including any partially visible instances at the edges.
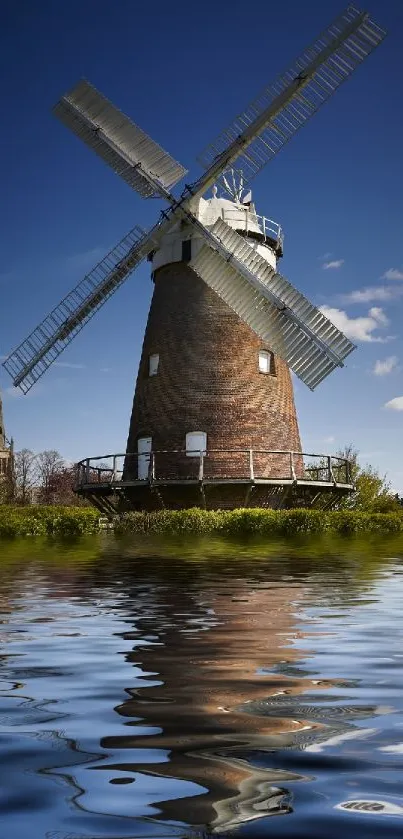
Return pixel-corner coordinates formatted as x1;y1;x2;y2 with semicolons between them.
54;80;187;198
190;219;355;390
2;225;155;394
195;6;386;198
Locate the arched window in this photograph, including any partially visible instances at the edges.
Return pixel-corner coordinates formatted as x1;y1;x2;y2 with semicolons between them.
258;349;275;375
186;431;207;458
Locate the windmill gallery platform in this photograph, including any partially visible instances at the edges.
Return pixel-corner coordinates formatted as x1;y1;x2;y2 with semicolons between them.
75;449;354;513
1;6;384;512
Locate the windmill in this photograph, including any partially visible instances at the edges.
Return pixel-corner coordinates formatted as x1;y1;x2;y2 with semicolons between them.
2;6;386;511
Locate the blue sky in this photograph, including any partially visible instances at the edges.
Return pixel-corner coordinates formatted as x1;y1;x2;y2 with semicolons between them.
1;0;403;490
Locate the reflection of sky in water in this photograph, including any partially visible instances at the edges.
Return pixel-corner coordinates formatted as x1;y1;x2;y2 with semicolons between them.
0;551;402;837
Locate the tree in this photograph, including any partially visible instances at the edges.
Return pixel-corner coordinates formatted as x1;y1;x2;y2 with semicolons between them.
335;445;401;513
13;449;37;504
36;450;64;504
0;447;91;507
48;463;87;506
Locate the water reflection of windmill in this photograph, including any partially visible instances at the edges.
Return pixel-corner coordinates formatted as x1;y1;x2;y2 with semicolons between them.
3;7;386;511
100;578;310;830
94;571;382;834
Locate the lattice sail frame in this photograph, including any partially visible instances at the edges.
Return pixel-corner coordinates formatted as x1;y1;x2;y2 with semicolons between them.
197;5;386;197
2;225;157;393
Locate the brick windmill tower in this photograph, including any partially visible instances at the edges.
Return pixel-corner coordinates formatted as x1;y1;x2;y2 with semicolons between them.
124;181;303;500
2;6;386;510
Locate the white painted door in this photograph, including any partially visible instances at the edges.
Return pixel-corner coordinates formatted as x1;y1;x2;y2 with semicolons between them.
137;436;152;480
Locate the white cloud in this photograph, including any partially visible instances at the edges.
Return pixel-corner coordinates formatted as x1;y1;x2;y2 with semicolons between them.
323;259;344;270
3;384;43;400
65;247;105;272
323;435;335;443
320;305;392;343
53;362;86;370
385;396;403;412
4;386;22;399
369;307;388;326
382;268;403;281
373;356;398;376
341;285;403;304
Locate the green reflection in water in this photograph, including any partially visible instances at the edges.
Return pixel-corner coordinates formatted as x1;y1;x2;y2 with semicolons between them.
0;532;402;580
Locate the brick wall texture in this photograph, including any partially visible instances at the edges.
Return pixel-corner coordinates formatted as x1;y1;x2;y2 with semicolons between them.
125;262;302;481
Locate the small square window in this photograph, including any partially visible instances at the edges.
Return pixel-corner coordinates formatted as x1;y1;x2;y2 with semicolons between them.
149;353;159;376
258;350;275;375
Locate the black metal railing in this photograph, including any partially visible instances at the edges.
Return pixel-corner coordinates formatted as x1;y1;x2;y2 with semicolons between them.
75;449;353;489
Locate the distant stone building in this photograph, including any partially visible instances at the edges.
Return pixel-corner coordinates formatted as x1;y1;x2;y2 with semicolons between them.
0;392;13;483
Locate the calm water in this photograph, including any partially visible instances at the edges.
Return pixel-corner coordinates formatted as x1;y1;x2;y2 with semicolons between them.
1;536;403;839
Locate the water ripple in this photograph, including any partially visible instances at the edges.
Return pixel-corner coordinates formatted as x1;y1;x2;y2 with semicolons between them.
0;546;402;838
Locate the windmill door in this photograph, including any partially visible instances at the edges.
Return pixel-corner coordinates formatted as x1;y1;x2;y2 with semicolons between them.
137;436;152;480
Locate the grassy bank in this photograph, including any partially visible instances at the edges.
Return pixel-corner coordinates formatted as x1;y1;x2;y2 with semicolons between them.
0;506;101;537
117;507;403;536
1;506;402;539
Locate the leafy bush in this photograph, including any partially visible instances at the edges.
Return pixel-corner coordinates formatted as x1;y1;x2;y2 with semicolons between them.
114;509;222;535
364;513;403;534
0;506;100;538
116;508;403;537
333;445;402;513
1;505;402;540
273;509;326;536
327;510;368;535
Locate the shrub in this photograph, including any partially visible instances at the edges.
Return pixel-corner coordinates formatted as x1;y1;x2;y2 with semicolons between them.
0;506;100;538
1;506;402;540
115;508;403;537
274;509;326;536
218;508;277;535
115;509;221;535
328;510;367;535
